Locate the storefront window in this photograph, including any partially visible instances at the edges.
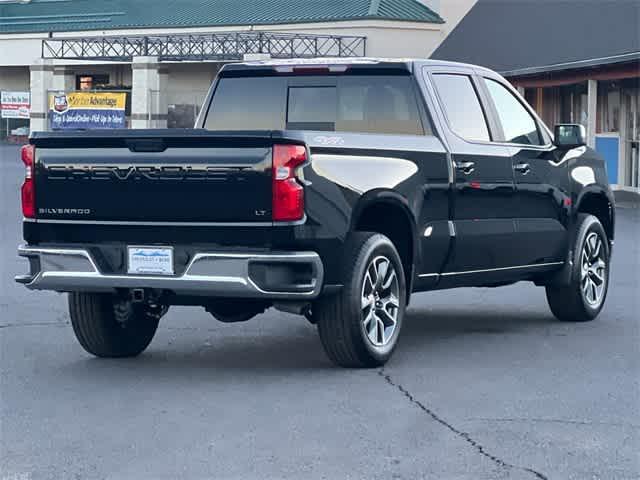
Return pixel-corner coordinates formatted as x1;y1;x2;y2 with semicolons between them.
76;74;110;91
523;87;555;127
597;80;621;133
541;87;560;127
560;82;588;126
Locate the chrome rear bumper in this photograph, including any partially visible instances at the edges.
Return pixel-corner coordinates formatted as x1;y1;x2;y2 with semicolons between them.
16;245;324;299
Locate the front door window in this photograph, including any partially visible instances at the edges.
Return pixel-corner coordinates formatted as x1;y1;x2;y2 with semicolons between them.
483;78;543;146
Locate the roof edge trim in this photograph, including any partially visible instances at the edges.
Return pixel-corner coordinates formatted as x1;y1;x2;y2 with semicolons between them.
501;51;640;77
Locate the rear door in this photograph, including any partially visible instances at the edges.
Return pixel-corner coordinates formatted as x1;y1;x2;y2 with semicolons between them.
479;75;569;265
425;67;519;273
282;73;451;286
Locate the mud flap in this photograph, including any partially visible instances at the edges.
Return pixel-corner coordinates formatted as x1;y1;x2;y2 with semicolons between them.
535;248;573;287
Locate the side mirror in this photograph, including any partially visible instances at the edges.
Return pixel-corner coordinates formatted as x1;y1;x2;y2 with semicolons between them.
554;124;586;149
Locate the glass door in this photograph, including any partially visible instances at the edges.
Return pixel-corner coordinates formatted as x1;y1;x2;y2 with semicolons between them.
623;87;639;188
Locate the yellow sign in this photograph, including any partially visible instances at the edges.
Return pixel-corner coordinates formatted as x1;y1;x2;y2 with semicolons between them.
49;91;127;129
49;91;126;112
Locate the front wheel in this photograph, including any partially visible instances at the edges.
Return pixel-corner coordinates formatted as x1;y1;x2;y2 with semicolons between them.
315;233;406;368
546;214;610;322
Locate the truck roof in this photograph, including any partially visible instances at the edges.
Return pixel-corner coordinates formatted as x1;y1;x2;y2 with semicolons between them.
221;57;494;75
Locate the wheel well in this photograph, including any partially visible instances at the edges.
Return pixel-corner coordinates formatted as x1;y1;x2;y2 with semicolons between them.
577;193;614;240
355;202;414;291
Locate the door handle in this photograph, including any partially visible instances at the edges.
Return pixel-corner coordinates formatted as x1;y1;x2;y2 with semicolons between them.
455;161;475;175
514;163;531;175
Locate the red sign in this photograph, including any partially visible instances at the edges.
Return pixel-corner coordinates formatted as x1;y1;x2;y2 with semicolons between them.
1;91;31;119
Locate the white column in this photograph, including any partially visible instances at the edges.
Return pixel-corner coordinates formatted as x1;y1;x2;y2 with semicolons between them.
154;67;168;128
516;86;525;97
51;66;75;93
618;92;629;186
587;79;598;148
131;56;167;129
29;59;54;133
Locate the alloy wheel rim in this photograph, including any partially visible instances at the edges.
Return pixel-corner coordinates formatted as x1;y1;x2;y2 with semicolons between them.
581;231;607;307
361;256;400;347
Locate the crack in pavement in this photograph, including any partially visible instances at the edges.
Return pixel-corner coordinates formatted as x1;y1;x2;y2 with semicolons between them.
379;368;549;480
470;417;640;429
0;321;70;329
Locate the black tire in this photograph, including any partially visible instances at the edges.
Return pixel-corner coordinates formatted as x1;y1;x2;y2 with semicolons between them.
546;214;610;322
315;232;406;368
68;292;159;358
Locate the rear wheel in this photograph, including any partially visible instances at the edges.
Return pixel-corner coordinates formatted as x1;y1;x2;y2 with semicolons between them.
315;233;406;368
546;214;610;322
69;292;160;357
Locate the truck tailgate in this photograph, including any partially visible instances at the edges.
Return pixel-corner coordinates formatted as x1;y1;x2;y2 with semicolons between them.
32;130;278;223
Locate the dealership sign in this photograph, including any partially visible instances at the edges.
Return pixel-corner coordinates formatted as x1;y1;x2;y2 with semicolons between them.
49;91;126;130
1;91;31;119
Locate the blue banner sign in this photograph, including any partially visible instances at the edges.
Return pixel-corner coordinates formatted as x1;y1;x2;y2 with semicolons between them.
49;92;126;130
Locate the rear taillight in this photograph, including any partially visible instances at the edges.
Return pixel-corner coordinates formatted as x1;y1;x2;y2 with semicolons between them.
20;144;35;218
272;144;306;222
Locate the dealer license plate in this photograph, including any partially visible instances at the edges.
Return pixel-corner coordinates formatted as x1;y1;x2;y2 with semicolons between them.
127;247;174;276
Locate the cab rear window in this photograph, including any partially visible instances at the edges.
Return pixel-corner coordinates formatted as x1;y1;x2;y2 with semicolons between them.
205;75;427;136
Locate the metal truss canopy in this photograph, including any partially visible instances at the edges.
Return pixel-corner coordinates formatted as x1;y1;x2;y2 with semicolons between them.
41;31;367;62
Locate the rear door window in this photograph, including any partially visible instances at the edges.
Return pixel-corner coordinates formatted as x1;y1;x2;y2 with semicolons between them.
205;75;426;135
432;73;491;142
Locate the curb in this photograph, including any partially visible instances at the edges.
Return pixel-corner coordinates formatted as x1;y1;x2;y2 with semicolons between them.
612;185;640;205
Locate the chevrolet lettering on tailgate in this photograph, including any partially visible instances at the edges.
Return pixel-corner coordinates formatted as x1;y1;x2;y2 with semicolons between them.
44;164;251;181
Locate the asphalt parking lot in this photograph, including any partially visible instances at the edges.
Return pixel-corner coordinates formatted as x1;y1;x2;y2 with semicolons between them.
1;143;638;480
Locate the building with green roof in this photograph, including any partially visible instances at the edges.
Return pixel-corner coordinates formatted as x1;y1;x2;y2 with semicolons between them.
0;0;444;34
0;0;476;134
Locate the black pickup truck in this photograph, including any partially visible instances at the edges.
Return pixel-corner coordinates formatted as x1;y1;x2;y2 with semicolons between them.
16;58;615;368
